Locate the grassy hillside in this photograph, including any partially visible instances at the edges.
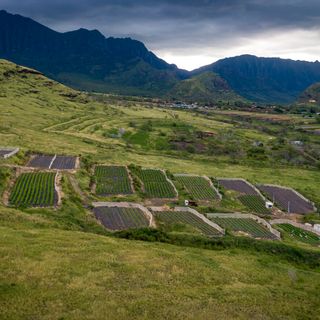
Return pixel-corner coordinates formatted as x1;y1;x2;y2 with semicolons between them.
299;82;320;105
1;213;320;320
0;59;319;206
169;71;244;104
1;59;320;318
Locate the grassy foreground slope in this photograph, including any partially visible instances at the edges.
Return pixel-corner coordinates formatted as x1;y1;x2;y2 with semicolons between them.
1;219;320;320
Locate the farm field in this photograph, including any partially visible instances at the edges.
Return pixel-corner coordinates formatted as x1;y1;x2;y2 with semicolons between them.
95;166;133;195
153;210;221;237
211;217;277;239
175;175;219;201
93;206;149;230
239;195;270;214
218;179;258;195
28;155;76;169
9;172;58;207
258;185;315;214
50;156;77;170
277;224;320;245
133;168;177;198
28;155;54;168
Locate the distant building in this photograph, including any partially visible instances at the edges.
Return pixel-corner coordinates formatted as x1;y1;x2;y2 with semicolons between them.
291;140;303;146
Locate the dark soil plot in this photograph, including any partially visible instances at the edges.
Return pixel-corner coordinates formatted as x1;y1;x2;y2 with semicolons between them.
153;210;221;237
95;166;133;195
277;224;320;245
211;217;277;240
28;155;54;168
258;185;314;214
9;172;58;207
93;206;149;231
51;156;76;170
0;149;16;158
218;179;258;195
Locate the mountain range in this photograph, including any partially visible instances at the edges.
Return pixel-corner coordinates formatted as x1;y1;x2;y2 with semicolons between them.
1;9;320;104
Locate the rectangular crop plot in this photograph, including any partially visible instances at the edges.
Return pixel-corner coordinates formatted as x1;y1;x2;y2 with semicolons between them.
258;185;314;214
28;155;54;168
175;175;219;201
239;195;270;214
211;217;277;239
277;224;320;245
93;206;149;231
95;166;133;195
0;148;19;159
135;168;177;198
153;210;221;237
9;172;58;207
28;155;77;170
218;179;258;195
51;156;76;170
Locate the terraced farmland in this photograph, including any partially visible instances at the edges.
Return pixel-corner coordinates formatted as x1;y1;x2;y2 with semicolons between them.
175;175;219;201
28;155;53;168
95;166;133;195
134;168;177;198
153;210;221;237
239;195;270;214
93;206;149;230
218;179;258;195
211;217;277;239
258;185;314;214
28;155;77;170
9;172;58;207
277;224;320;245
51;156;76;170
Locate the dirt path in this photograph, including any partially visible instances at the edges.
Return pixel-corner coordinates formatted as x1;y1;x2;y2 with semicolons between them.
67;173;88;204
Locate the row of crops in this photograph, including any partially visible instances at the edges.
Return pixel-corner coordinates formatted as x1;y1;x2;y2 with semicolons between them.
9;172;57;207
277;224;320;245
93;206;149;230
95;166;133;195
133;168;177;198
153;210;221;237
174;175;219;201
211;217;277;239
239;195;270;214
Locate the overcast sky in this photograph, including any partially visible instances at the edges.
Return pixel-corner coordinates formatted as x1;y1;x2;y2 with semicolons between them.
2;0;320;70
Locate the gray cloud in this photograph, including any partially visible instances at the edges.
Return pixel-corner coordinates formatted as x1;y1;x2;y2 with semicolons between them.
1;0;320;69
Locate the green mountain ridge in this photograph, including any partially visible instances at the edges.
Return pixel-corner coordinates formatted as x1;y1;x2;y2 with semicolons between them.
2;10;320;104
169;72;244;103
299;82;320;105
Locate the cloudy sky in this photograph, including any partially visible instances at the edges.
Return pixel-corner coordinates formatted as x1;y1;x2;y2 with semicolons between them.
2;0;320;70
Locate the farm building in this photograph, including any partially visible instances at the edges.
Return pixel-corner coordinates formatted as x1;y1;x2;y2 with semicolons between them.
0;147;19;159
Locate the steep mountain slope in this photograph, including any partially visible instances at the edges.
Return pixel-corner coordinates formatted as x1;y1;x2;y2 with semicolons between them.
0;10;187;96
299;82;320;105
194;55;320;104
169;72;243;103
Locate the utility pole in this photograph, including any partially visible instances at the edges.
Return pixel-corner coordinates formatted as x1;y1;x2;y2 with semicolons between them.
288;201;290;214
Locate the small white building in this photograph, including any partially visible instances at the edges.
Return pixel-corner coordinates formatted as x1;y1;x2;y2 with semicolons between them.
265;201;273;209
